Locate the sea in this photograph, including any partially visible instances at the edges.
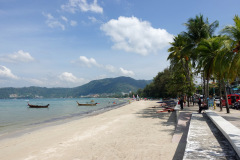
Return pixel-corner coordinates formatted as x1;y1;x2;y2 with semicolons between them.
0;98;129;138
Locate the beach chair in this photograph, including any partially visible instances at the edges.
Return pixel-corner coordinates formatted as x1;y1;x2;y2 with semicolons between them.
156;107;174;113
156;101;175;113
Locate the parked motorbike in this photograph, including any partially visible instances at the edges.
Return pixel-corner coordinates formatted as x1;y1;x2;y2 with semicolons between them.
233;102;239;110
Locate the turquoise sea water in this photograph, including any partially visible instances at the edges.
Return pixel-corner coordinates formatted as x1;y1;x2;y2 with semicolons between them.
0;98;128;137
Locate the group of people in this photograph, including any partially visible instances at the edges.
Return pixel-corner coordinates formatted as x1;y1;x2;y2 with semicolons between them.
178;96;208;113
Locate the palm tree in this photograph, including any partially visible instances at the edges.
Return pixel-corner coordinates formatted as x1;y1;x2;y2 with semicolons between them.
168;34;190;76
220;15;240;113
168;34;193;105
197;37;219;100
222;15;240;53
183;14;219;102
183;14;219;59
222;15;240;79
216;48;233;113
197;36;231;112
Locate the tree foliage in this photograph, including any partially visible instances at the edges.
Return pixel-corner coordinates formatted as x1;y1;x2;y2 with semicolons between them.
139;68;193;98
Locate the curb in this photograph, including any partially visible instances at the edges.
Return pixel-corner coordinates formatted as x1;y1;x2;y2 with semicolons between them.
206;110;240;158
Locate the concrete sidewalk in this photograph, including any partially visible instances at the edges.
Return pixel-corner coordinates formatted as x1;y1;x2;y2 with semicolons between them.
184;112;238;159
180;104;240;130
173;104;240;160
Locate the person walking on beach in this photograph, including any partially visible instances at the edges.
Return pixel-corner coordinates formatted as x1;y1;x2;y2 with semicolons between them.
179;97;184;110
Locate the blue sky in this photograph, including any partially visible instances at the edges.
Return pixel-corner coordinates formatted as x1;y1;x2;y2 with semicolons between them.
0;0;239;88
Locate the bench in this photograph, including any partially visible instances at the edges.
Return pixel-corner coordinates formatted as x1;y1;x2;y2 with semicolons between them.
206;110;240;158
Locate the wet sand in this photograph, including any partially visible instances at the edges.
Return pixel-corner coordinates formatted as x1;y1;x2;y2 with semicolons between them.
0;101;178;160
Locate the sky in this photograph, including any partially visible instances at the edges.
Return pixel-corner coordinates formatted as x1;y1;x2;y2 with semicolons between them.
0;0;240;88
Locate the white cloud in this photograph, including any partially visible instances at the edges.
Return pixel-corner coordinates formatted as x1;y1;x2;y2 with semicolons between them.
105;65;116;73
0;50;34;63
61;0;103;14
88;16;102;24
59;72;85;84
101;16;173;56
0;65;18;79
70;20;77;26
119;67;134;76
78;56;100;67
61;16;68;22
61;15;77;27
43;13;65;30
73;56;135;77
25;78;46;86
59;72;78;82
88;16;97;22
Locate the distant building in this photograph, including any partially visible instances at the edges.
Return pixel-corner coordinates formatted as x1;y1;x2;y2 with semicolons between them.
9;94;18;98
35;95;43;98
121;92;128;96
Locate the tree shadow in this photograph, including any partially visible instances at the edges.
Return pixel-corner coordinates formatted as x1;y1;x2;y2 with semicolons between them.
136;107;172;120
221;115;240;122
172;112;191;160
135;106;177;137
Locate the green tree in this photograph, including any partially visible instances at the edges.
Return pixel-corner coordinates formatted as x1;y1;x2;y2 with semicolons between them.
219;15;240;113
197;36;231;112
197;37;222;101
222;15;240;78
168;34;194;106
184;14;219;101
141;68;178;98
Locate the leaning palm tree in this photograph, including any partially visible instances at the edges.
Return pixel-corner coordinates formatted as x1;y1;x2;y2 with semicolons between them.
168;34;190;77
168;34;193;106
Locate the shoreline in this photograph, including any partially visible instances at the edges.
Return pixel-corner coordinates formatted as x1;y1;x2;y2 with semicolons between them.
0;100;178;160
0;101;129;140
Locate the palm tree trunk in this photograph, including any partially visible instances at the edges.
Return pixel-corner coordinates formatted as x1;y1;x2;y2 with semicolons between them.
206;76;209;105
184;61;191;107
203;73;206;101
222;80;230;113
219;78;223;111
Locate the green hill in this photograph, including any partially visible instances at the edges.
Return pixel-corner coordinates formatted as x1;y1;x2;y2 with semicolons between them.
0;77;151;98
71;76;151;96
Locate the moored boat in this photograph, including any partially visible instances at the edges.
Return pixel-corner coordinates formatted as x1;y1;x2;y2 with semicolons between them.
28;103;49;108
76;101;97;106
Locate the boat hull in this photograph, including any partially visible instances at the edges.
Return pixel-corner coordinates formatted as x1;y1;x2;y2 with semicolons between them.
76;101;97;106
28;104;49;108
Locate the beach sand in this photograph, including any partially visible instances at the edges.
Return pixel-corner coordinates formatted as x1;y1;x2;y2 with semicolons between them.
0;101;178;160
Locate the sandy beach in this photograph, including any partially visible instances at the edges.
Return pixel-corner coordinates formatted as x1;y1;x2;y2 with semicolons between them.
0;101;178;160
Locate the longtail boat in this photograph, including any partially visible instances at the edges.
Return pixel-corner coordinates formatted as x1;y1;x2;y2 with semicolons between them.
28;103;49;108
76;101;97;106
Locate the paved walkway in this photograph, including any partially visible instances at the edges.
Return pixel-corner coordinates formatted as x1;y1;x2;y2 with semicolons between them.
184;112;238;159
173;104;240;160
